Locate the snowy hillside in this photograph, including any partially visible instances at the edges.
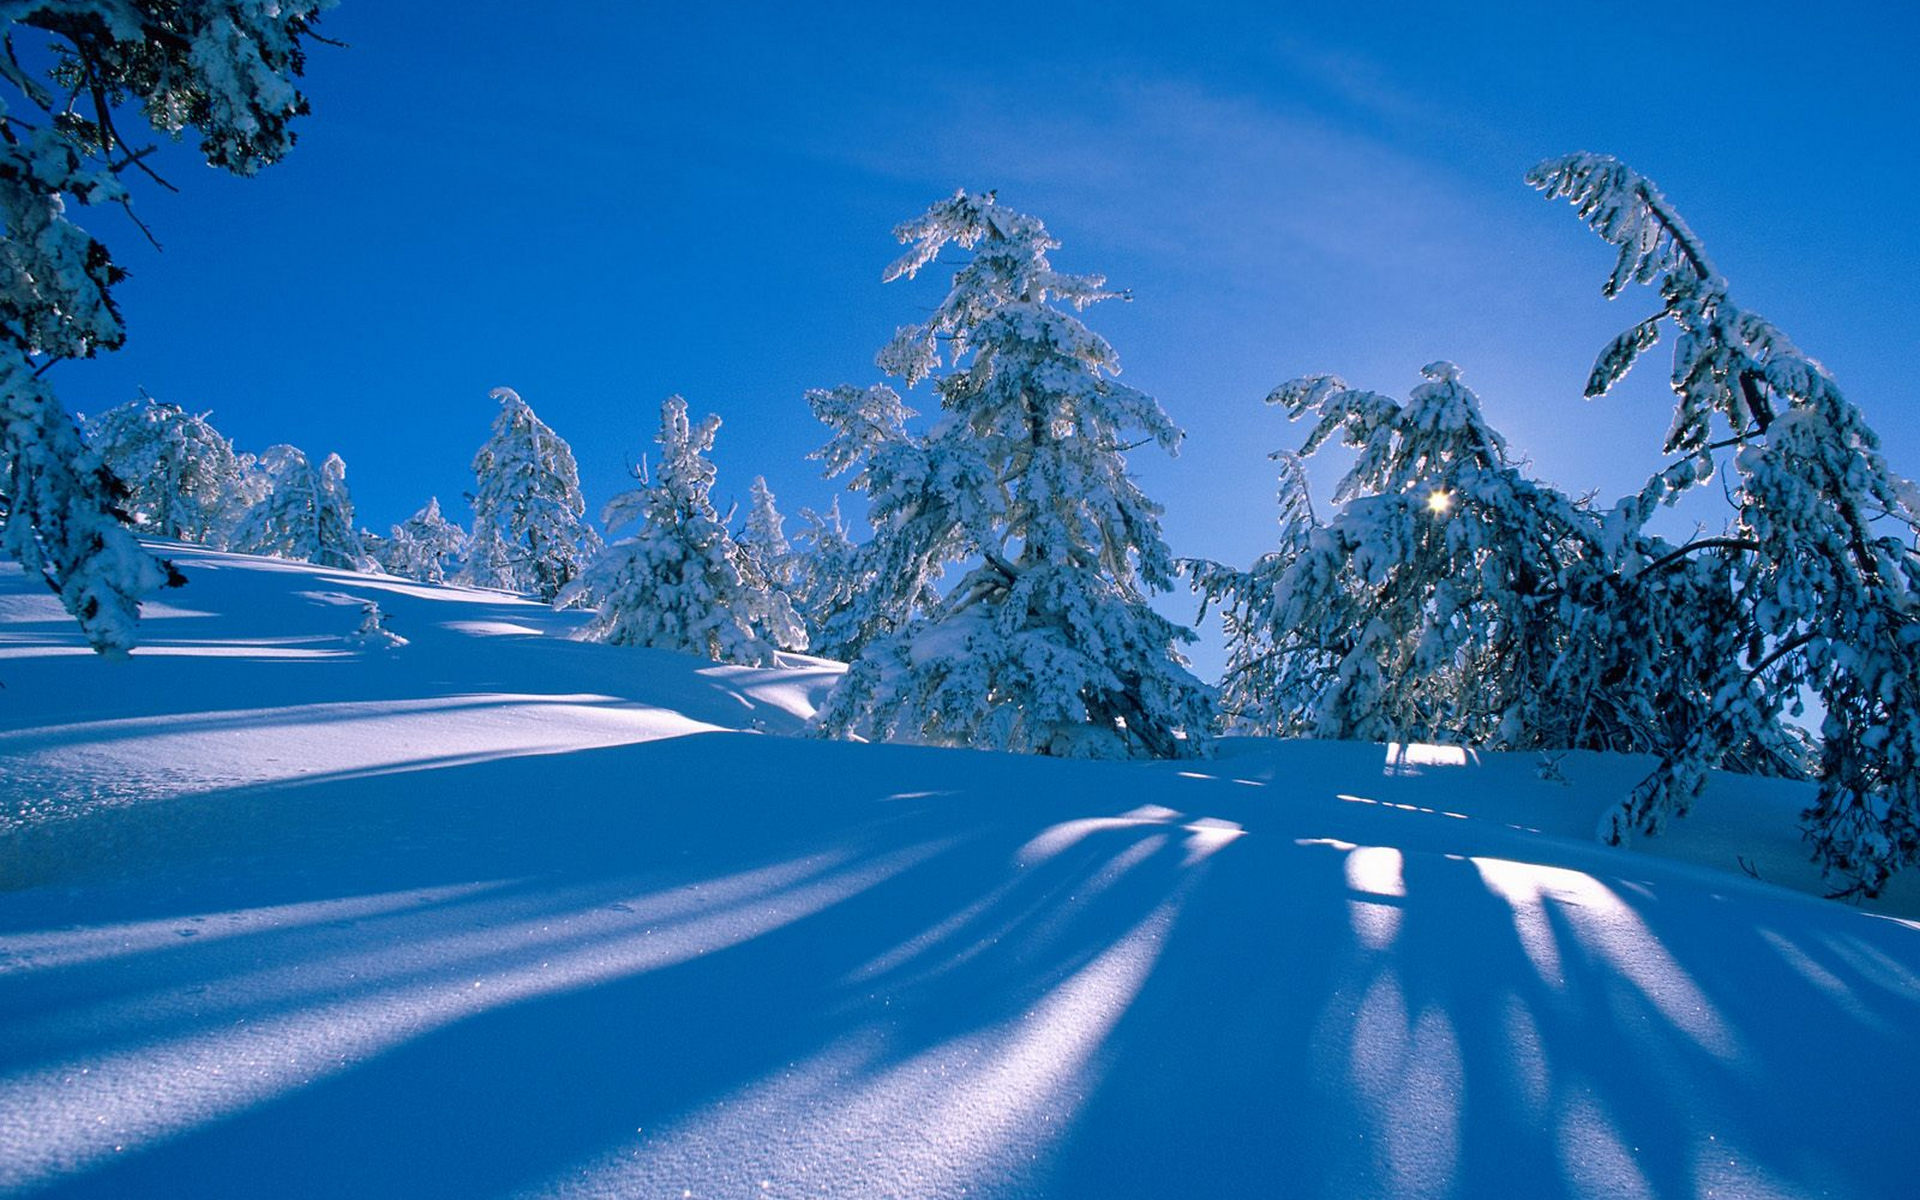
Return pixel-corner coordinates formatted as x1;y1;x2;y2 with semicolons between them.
2;548;1917;1199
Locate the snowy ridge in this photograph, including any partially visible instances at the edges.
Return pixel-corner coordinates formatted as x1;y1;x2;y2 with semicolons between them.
1;549;1916;1198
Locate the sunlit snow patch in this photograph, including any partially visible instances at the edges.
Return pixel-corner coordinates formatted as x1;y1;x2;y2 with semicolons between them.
1470;856;1738;1059
1018;805;1243;868
1181;816;1245;865
699;656;847;724
1384;742;1479;776
0;694;728;823
0;881;510;974
1345;845;1407;951
1347;972;1464;1200
441;620;547;637
1337;793;1470;821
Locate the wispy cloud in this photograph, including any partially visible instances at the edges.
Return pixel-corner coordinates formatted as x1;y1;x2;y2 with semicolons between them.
821;69;1489;282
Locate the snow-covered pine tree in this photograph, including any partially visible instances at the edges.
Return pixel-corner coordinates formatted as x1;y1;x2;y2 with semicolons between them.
811;191;1214;759
230;450;272;512
803;382;955;661
574;395;805;664
1533;153;1920;896
1188;365;1799;774
1184;450;1324;736
1196;364;1608;747
1551;465;1813;784
789;496;862;659
378;497;468;584
358;528;391;570
462;387;602;603
738;475;795;593
0;2;327;652
85;395;249;546
231;445;370;571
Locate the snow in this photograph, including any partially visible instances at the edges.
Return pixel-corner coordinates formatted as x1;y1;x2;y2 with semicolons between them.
2;548;1918;1198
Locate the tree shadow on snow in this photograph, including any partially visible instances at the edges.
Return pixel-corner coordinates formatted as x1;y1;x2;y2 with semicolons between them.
1054;774;1920;1200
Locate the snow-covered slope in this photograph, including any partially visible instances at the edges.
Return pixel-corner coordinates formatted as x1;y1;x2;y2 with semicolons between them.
2;548;1916;1199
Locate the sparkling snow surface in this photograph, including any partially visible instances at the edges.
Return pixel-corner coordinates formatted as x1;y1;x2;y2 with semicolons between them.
2;549;1917;1198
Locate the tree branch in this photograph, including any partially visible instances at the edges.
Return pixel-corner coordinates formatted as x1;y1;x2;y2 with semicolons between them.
1641;537;1760;575
1634;179;1717;282
109;142;179;192
114;194;161;249
1745;631;1816;686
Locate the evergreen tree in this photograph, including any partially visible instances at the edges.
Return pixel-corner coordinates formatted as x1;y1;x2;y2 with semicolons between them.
379;497;467;584
790;496;862;658
1194;364;1608;747
462;387;602;602
811;192;1214;759
0;2;327;652
1533;153;1920;896
85;395;248;546
803;382;953;661
575;396;804;664
738;475;794;592
1184;450;1324;737
231;445;369;571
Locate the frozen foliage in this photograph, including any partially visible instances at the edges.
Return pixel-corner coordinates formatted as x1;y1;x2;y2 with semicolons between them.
738;475;794;592
1184;452;1319;735
0;362;176;651
462;387;602;603
1534;153;1920;896
789;496;861;658
0;1;327;651
1194;365;1609;747
804;382;949;661
573;395;805;665
811;192;1214;758
1194;363;1815;784
230;444;368;570
84;394;248;546
377;497;467;584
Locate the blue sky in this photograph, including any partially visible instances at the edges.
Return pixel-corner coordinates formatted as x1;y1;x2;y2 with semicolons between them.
57;1;1920;677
